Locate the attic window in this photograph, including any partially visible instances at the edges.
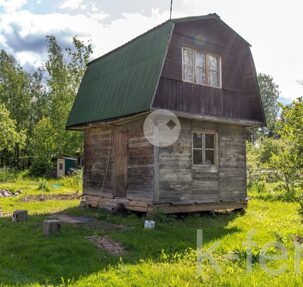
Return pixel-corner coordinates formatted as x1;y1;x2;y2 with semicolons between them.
182;48;221;88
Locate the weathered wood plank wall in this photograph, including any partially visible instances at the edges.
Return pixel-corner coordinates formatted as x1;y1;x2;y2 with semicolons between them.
158;118;247;203
83;117;154;206
153;20;264;123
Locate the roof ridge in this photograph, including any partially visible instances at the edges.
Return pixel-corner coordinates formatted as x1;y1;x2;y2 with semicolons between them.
172;13;250;46
88;19;173;66
171;13;217;22
88;13;249;67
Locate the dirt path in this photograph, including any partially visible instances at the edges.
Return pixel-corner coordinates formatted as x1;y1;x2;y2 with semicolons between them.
48;213;126;231
21;194;80;202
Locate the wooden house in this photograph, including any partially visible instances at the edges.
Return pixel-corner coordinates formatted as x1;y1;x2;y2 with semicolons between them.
66;14;265;213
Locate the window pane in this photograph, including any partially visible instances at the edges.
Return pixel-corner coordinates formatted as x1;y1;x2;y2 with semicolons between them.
209;71;219;87
183;49;194;65
205;134;215;149
193;133;202;148
195;67;206;84
208;55;218;71
205;150;215;165
195;51;205;68
183;65;194;82
183;49;194;82
193;150;203;165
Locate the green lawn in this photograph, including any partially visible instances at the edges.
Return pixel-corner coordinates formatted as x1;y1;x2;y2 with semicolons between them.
0;179;303;286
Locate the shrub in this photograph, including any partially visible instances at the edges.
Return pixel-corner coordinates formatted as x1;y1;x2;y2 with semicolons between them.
37;178;51;192
298;199;303;219
249;181;267;194
30;159;53;177
61;169;83;192
0;168;18;182
147;208;174;224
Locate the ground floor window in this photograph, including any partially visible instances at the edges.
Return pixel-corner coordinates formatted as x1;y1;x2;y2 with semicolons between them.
192;132;217;165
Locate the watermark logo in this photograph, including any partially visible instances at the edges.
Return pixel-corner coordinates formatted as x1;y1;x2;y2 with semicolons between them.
197;229;302;276
143;109;181;147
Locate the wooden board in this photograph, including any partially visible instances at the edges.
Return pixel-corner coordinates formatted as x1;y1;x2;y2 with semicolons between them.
113;131;128;197
83;116;248;212
83;117;155;202
153;20;265;123
157;118;247;203
83;194;247;214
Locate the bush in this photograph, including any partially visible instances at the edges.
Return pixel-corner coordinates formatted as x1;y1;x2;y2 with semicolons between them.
61;169;83;192
251;181;267;193
37;178;51;192
146;208;174;224
298;199;303;219
0;168;18;182
30;160;53;177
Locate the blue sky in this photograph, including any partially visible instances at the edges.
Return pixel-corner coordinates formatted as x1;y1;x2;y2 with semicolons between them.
0;0;302;99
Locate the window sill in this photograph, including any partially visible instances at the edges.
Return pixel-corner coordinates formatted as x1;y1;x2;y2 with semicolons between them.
182;79;222;89
192;165;218;173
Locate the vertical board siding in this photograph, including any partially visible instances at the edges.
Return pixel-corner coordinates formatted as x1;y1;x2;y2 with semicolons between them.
113;131;128;197
153;21;265;123
83;117;154;203
84;128;113;196
218;125;247;201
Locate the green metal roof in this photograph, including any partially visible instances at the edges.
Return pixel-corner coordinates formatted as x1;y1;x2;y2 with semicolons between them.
66;14;251;129
66;20;174;128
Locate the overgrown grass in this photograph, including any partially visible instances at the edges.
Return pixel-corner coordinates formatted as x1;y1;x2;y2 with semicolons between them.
248;180;301;202
0;177;303;286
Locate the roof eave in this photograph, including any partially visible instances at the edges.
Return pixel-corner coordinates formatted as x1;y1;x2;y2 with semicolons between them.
66;111;150;131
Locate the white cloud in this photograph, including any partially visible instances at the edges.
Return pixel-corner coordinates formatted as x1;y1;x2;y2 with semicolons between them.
0;0;302;100
59;0;83;10
0;0;27;12
15;51;43;68
0;8;169;60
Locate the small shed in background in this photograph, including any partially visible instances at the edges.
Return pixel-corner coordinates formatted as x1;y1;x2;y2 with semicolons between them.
57;157;77;178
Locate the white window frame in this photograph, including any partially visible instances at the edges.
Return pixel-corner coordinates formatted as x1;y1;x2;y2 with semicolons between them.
182;47;222;89
192;131;218;166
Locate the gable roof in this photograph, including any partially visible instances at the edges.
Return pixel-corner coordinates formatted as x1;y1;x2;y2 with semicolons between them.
66;20;174;128
66;14;251;129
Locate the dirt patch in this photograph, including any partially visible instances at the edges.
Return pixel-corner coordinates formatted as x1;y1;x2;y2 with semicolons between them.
21;194;80;202
48;213;126;231
85;236;125;254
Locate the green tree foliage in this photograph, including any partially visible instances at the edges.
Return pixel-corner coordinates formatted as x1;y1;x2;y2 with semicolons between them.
0;104;25;153
258;73;280;133
268;139;298;197
46;36;92;157
269;97;303;195
0;51;31;132
30;117;57;176
279;97;303;168
247;73;280;142
248;93;303;199
0;50;31;166
0;36;92;175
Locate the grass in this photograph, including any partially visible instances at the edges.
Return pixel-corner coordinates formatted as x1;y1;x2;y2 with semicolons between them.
248;181;301;202
0;178;303;286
